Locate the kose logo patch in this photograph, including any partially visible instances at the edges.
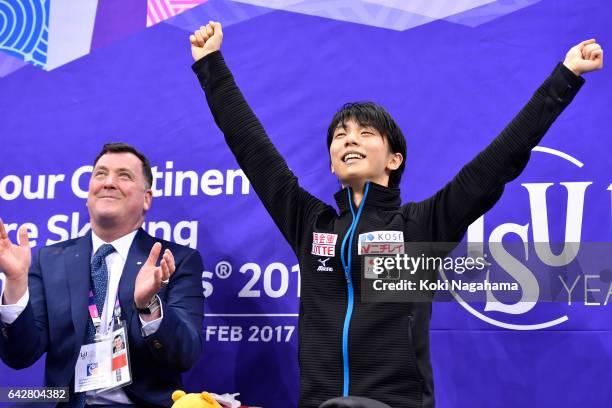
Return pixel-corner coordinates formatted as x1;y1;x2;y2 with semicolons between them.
359;231;404;243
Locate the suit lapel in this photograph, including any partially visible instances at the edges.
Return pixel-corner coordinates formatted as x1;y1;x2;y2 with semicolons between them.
119;229;154;328
66;232;93;343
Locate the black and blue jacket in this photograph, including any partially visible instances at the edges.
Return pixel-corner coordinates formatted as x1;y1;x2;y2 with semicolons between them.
193;51;584;408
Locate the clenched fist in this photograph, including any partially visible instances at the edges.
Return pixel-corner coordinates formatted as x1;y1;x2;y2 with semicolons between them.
190;21;223;62
563;39;604;76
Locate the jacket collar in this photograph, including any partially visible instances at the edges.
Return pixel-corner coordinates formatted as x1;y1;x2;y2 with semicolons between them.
66;230;93;344
334;181;401;214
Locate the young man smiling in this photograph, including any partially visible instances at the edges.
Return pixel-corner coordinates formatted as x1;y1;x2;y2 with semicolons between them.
190;22;603;408
328;103;406;207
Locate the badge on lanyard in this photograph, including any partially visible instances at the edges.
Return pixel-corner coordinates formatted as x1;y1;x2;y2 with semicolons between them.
74;293;132;394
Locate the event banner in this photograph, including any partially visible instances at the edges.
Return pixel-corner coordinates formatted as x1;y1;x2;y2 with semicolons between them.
0;0;610;406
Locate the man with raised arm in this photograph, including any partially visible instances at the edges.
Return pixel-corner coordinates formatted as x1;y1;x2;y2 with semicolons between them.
190;22;602;407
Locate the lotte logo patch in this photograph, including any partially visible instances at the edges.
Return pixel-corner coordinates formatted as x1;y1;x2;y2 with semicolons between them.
311;232;338;257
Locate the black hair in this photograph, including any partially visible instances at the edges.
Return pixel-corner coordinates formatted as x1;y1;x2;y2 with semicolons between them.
93;142;153;189
326;102;407;188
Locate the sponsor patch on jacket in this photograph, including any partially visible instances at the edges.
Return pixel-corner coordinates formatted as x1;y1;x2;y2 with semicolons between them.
311;232;338;257
358;231;404;255
316;258;334;272
363;256;401;280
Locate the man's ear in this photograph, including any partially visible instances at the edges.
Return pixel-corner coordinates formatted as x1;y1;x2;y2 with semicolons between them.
331;163;335;174
387;152;403;171
143;189;153;211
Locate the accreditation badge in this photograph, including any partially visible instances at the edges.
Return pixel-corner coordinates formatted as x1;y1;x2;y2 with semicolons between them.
74;323;132;394
74;339;113;393
96;324;133;394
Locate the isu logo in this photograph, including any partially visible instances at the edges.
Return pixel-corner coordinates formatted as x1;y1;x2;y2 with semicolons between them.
449;146;602;331
317;258;333;272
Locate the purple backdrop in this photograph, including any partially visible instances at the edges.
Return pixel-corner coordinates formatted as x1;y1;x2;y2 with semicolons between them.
1;0;611;406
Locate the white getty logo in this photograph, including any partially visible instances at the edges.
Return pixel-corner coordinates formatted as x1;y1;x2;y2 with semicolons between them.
317;258;334;272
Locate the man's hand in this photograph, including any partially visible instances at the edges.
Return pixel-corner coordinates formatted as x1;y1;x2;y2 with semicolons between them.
563;39;604;76
0;219;31;304
190;21;223;62
134;242;175;316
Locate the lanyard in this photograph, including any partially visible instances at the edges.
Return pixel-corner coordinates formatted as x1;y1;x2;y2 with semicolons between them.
87;289;122;335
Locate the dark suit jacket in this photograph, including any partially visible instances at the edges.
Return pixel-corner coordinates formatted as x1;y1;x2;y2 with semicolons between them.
0;229;204;407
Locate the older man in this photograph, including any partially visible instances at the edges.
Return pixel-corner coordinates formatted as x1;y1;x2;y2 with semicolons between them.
0;143;204;407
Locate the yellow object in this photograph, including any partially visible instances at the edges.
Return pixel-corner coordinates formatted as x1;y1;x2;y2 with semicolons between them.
171;390;223;408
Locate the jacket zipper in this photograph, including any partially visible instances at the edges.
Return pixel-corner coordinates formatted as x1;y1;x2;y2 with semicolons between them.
339;182;370;396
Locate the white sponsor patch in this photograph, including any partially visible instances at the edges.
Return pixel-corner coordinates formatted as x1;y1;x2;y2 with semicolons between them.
359;242;405;255
311;232;338;257
363;256;400;280
358;231;404;255
359;231;404;243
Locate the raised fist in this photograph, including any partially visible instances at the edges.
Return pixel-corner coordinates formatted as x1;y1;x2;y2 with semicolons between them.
563;39;604;76
190;21;223;62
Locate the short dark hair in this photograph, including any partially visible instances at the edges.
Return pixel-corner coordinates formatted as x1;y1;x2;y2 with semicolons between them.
93;143;153;189
326;102;407;188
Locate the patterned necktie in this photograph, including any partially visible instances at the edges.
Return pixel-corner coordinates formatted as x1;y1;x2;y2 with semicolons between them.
71;244;115;407
86;243;115;342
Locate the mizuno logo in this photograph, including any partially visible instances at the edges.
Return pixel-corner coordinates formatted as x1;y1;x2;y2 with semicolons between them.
317;258;333;272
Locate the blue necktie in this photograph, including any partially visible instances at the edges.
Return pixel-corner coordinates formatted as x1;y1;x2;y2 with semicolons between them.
86;243;115;342
71;244;115;407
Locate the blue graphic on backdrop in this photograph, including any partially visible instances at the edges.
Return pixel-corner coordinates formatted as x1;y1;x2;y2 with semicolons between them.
0;0;48;66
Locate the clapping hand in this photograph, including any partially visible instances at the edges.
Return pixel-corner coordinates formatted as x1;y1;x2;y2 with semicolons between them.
133;242;175;316
0;219;30;304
